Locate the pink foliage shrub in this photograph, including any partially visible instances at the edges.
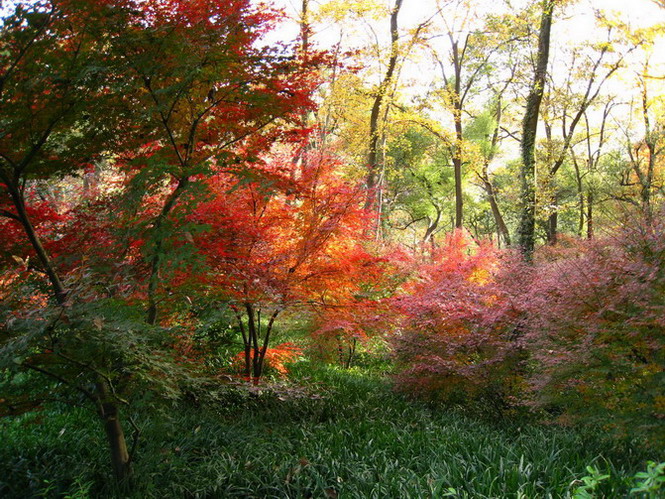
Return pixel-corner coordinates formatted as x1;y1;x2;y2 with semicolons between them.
390;230;530;412
523;216;665;443
389;217;664;443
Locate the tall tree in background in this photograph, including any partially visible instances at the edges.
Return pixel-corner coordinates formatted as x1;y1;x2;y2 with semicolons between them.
605;23;664;221
365;0;403;227
631;61;663;220
458;8;529;245
540;28;626;243
430;0;490;229
413;1;526;238
469;87;514;246
611;61;664;220
570;101;616;239
518;0;555;258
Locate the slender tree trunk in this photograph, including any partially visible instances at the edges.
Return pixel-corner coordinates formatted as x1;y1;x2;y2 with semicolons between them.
547;192;558;245
256;309;280;380
436;34;468;230
640;77;655;222
365;0;403;215
375;134;389;240
547;212;558;244
586;190;594;239
451;38;465;229
5;182;67;304
290;0;311;188
480;91;512;246
578;193;585;237
245;303;260;383
480;166;511;246
300;0;310;64
518;0;554;259
242;304;280;382
572;155;585;236
2;178;134;487
147;176;190;325
233;308;252;378
453;111;464;228
96;380;131;484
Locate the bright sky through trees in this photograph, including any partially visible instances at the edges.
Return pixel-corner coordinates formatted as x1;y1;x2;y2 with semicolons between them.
266;0;665;69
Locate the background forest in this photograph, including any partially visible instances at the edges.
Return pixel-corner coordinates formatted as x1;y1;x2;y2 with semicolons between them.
1;0;664;497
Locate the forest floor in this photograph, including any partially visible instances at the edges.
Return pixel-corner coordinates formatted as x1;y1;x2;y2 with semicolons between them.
1;365;657;498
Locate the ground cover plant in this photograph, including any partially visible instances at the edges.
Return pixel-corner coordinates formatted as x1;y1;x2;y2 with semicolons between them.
1;365;661;498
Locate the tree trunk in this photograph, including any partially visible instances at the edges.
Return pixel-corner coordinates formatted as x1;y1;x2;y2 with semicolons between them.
256;309;280;380
586;190;594;239
6;182;67;304
640;77;655;223
572;155;584;236
546;191;558;245
300;0;310;64
364;0;403;215
480;170;511;246
518;0;554;259
578;193;585;237
233;308;252;378
241;303;280;382
96;381;131;484
547;210;558;245
480;90;511;246
451;39;465;229
453;117;464;228
290;0;311;188
245;303;260;383
147;176;190;325
2;175;135;488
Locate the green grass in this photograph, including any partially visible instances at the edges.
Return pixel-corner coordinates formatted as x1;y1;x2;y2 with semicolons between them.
0;364;659;498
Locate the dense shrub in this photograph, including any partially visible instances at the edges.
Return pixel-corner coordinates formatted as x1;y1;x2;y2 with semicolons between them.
524;216;665;446
389;217;665;447
390;231;529;412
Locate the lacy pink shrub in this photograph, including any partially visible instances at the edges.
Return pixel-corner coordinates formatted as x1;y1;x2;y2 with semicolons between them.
390;231;531;412
524;214;665;444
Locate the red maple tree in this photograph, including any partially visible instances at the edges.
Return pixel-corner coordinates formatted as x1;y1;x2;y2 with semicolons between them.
189;149;378;381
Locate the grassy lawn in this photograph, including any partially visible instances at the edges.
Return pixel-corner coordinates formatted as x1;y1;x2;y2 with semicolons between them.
0;365;658;498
